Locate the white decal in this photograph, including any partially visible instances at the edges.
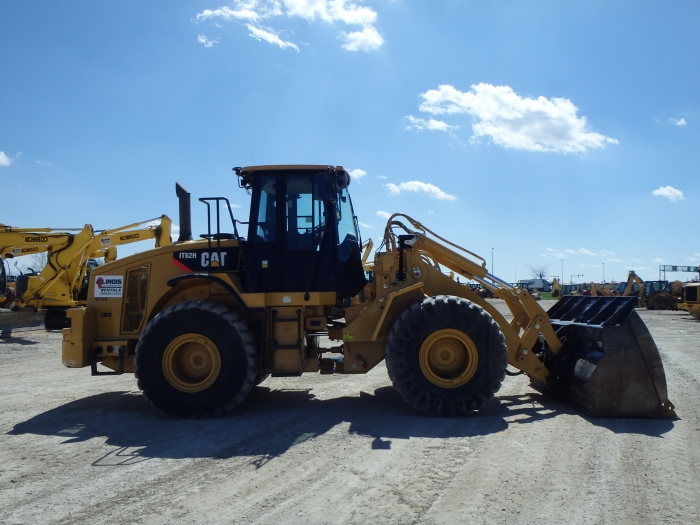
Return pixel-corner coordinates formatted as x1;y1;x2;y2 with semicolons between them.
94;275;124;298
100;237;111;246
201;252;227;267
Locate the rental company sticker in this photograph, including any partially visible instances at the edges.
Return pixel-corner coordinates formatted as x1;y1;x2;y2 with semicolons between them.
94;275;124;298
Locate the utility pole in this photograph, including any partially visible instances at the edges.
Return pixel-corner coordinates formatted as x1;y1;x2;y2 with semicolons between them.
602;262;605;283
561;260;564;286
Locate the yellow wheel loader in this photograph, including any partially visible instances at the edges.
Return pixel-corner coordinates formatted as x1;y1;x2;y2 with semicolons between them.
62;166;676;419
679;283;700;321
0;217;171;330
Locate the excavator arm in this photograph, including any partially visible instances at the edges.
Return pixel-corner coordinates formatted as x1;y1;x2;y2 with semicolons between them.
624;270;645;298
12;216;172;310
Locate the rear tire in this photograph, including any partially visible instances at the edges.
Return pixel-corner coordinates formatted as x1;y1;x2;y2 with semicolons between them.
385;295;507;416
135;301;257;418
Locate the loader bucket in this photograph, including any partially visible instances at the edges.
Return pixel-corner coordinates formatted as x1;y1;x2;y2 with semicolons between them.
539;295;677;419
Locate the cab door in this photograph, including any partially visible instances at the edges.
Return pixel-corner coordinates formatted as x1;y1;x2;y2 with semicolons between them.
281;174;332;291
245;173;283;292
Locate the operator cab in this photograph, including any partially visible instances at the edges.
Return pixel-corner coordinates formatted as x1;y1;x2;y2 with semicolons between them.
236;165;367;298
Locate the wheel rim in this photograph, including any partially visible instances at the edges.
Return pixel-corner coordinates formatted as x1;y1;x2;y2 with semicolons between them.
162;334;221;393
419;329;479;388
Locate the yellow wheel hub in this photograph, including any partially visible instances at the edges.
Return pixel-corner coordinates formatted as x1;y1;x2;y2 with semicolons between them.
419;329;479;388
162;334;221;393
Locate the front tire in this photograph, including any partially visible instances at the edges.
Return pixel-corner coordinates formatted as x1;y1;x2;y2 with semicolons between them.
135;301;257;418
385;295;507;417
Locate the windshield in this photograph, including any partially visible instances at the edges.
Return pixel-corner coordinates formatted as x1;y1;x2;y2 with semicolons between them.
336;187;360;262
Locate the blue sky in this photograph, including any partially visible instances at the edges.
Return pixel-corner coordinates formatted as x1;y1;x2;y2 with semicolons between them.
1;1;699;283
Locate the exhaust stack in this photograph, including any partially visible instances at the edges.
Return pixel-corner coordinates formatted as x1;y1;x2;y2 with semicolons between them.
176;183;193;242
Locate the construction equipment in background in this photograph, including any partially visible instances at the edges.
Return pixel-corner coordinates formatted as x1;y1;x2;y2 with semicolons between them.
645;280;683;310
551;277;562;298
590;282;613;297
679;283;700;320
622;271;682;310
553;281;585;299
62;166;676;420
0;217;172;330
624;270;646;301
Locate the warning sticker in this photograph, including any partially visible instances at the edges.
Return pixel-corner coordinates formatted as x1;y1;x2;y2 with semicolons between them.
100;237;111;246
94;275;124;298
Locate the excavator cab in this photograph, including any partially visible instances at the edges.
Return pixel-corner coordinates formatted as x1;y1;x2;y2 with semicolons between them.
237;166;367;299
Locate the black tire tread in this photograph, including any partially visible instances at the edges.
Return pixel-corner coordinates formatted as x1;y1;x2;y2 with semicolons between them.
385;295;507;417
134;300;257;418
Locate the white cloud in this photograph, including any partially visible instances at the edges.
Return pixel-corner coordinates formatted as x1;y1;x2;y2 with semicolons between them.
653;258;665;263
348;168;367;181
670;117;687;126
376;210;392;220
196;1;383;52
0;151;11;167
652;186;684;202
196;4;279;23
386;181;457;201
608;258;623;263
198;34;219;47
625;265;651;271
407;83;618;153
405;116;456;132
246;24;299;51
358;221;372;228
632;258;644;263
378;174;387;179
341;26;383;52
284;0;376;25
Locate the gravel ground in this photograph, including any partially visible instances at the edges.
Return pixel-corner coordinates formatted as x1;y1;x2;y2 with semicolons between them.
1;300;699;524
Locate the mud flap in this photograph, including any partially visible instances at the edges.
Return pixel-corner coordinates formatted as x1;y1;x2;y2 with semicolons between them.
537;296;677;419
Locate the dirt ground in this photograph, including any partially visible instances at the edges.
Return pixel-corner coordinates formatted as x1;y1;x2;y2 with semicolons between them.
1;300;699;524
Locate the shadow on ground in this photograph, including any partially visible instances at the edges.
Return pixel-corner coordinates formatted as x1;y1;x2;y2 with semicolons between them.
7;382;674;466
0;335;39;346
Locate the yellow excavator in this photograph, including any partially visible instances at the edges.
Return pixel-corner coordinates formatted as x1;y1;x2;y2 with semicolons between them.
62;166;675;419
0;217;172;330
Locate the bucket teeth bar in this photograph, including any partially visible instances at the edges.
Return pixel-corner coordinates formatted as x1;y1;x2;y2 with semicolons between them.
546;295;639;327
